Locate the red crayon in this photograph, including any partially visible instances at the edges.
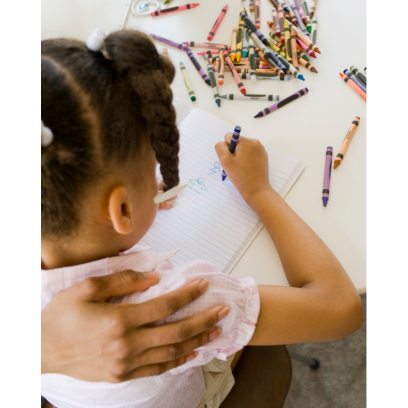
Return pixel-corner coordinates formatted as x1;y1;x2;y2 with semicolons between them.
223;52;247;95
151;3;199;17
207;4;228;41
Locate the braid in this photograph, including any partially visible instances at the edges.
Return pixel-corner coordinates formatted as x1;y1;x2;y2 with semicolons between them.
105;31;180;191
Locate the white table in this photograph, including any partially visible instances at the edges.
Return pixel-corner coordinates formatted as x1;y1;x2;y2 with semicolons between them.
42;0;366;293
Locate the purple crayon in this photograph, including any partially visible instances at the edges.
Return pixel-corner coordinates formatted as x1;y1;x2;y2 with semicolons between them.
254;88;308;118
240;12;269;46
150;34;211;86
343;69;367;93
322;147;333;207
222;126;241;181
149;33;187;51
185;46;211;86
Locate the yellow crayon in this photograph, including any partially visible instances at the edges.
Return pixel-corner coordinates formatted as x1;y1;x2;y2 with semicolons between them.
231;27;237;62
283;20;292;65
290;26;298;69
179;62;196;102
236;13;245;62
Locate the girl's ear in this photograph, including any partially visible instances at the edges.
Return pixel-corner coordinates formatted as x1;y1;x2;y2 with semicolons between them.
108;186;134;235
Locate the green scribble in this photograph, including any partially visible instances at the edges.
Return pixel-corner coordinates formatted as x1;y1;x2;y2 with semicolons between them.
189;178;207;194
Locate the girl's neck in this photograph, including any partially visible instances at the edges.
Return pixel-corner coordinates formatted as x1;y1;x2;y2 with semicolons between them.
41;231;125;270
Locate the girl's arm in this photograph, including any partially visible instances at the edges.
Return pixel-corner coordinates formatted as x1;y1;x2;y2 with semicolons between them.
215;134;364;345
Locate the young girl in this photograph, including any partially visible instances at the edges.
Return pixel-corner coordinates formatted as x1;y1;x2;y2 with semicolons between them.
41;30;363;408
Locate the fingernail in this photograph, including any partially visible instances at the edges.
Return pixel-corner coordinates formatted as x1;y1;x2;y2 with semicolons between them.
218;307;230;320
198;279;209;293
143;271;160;280
209;328;222;341
165;200;174;208
185;352;197;362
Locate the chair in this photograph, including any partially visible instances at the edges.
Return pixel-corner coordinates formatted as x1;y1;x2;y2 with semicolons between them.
220;346;292;408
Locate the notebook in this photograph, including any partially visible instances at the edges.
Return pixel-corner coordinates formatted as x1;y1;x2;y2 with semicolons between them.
138;108;305;274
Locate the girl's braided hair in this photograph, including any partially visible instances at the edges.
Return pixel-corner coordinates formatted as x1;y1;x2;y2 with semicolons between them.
41;30;179;238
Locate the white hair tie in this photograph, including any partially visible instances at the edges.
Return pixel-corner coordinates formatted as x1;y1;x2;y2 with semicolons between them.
41;121;54;147
86;29;111;60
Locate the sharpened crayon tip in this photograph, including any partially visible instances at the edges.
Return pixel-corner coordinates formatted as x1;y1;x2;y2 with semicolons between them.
254;112;262;118
343;69;347;73
191;96;196;102
311;67;318;73
240;89;246;95
307;27;312;33
182;42;188;45
298;74;305;81
207;36;212;41
205;78;211;86
315;48;321;54
333;159;340;169
322;197;328;207
216;99;221;107
222;175;227;181
220;95;227;99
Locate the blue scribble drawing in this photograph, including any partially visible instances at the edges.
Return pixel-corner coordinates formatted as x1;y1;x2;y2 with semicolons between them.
189;178;208;194
208;162;221;175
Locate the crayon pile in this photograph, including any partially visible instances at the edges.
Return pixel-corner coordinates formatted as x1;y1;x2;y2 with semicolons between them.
150;0;323;118
339;66;367;101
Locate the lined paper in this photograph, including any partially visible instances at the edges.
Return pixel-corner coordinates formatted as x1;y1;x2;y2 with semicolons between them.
138;109;305;274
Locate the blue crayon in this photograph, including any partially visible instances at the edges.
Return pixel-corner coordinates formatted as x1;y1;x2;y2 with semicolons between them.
222;126;241;181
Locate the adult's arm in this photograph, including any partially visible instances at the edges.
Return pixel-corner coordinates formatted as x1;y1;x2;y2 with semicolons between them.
215;134;364;346
42;270;227;382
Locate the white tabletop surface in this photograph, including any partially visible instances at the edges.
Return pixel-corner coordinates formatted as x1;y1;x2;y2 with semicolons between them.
42;0;366;293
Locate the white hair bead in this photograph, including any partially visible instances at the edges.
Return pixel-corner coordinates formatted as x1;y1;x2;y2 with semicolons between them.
86;28;105;52
41;121;54;147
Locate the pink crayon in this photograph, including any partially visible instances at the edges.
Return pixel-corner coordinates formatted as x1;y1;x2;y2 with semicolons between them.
294;0;307;24
296;38;316;58
207;4;228;41
197;50;220;56
151;3;199;17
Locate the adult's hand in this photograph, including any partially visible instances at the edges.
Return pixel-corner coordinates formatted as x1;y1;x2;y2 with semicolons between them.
42;270;227;383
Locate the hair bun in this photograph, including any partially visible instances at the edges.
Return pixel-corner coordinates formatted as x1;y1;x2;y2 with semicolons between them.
104;30;163;74
86;28;105;52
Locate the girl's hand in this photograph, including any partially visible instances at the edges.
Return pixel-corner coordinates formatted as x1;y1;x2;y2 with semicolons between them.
158;182;177;210
215;133;272;203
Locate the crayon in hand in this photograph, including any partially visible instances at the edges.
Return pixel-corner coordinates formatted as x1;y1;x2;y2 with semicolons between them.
222;126;241;181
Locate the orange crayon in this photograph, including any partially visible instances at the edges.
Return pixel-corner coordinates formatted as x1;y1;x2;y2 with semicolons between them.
339;73;366;101
334;117;360;169
218;42;226;85
290;27;298;69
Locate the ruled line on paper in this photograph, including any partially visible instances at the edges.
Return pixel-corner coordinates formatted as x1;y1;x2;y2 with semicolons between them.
139;109;304;273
